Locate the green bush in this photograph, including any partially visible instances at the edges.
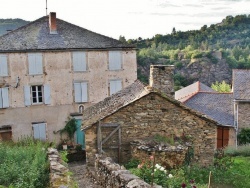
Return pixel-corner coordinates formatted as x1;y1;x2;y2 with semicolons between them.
238;128;250;145
0;138;49;188
224;144;250;156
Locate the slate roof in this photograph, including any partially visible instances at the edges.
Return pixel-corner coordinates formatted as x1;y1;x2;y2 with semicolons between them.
82;80;149;129
175;81;215;102
184;92;234;126
233;69;250;100
0;15;134;52
82;80;227;130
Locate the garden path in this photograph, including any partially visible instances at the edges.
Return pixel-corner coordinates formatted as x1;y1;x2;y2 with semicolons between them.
68;161;101;188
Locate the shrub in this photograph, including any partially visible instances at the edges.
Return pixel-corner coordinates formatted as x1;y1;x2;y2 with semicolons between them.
224;144;250;156
238;128;250;145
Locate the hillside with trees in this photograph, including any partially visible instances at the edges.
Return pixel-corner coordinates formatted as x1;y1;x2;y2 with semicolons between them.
120;14;250;90
0;18;29;36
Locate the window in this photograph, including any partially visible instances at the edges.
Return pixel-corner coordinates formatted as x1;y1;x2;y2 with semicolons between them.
28;53;43;75
73;52;87;72
0;55;8;76
0;87;9;108
24;85;51;106
0;126;12;141
74;82;88;103
108;51;122;70
109;80;122;95
32;123;46;141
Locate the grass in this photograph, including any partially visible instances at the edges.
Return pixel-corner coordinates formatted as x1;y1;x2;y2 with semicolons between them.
0;138;50;188
224;144;250;156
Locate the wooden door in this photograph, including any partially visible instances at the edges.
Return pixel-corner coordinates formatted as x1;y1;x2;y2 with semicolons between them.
217;127;229;149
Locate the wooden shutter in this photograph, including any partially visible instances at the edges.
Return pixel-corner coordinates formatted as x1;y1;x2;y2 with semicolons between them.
0;88;2;108
24;85;31;106
35;53;43;74
109;51;122;70
44;84;51;105
2;87;9;108
74;83;82;102
110;80;122;95
0;55;8;76
223;128;229;148
217;127;223;149
81;82;88;102
28;53;42;75
73;52;86;71
33;123;46;141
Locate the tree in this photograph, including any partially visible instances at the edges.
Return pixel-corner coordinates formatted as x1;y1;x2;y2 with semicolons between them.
119;35;127;43
211;81;231;92
171;27;176;35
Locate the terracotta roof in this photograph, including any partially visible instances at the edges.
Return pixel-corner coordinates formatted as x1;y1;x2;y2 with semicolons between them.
175;81;215;102
82;80;148;129
82;81;228;130
0;16;134;52
233;69;250;100
185;92;234;126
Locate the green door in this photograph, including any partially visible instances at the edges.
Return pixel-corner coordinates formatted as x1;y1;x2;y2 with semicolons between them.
75;119;85;149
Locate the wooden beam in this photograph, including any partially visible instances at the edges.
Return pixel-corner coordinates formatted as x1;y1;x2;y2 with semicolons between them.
102;125;120;145
101;123;119;127
118;127;121;163
97;121;102;154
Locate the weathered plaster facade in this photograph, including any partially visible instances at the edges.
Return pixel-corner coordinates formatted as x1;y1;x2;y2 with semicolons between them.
0;50;136;142
85;92;218;166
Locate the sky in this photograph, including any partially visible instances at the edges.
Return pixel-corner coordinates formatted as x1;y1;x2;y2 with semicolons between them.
1;0;250;40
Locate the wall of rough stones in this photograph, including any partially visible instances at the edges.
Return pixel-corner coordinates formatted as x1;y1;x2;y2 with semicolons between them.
130;141;189;169
238;102;250;130
85;92;217;167
87;154;160;188
47;148;72;188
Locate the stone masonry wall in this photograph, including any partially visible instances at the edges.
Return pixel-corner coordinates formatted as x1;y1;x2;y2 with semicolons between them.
149;65;175;97
86;93;217;167
88;154;160;188
238;102;250;130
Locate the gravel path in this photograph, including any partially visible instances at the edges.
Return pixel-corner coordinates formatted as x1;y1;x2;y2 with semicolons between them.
68;161;101;188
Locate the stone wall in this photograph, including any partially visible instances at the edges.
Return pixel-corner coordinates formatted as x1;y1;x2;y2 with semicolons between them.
47;148;72;188
130;140;189;169
85;92;217;166
87;154;160;188
149;65;174;97
238;102;250;130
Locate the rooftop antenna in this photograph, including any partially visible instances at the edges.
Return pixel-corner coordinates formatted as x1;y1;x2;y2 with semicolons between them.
46;0;48;15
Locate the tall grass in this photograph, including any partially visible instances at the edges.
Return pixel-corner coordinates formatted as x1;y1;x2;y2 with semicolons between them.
0;137;50;188
224;144;250;156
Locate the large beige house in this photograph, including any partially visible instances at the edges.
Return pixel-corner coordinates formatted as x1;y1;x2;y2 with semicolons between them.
0;12;137;144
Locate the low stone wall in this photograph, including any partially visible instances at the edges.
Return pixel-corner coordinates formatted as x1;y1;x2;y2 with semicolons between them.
88;154;161;188
130;141;189;169
47;148;71;188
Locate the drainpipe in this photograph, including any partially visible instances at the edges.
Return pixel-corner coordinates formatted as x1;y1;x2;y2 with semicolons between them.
234;100;239;148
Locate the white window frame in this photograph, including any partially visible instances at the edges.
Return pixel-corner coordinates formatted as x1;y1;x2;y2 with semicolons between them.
109;79;122;96
28;53;43;75
31;85;43;104
108;51;122;70
0;87;9;108
74;81;88;103
0;54;8;77
72;51;87;72
32;122;47;141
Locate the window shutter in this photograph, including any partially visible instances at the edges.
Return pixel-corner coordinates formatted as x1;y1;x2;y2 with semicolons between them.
44;84;51;105
74;83;82;102
2;87;9;108
81;82;88;102
0;88;3;108
28;54;36;75
24;85;31;106
35;53;43;74
109;51;122;70
39;123;46;141
73;52;86;71
33;124;40;140
0;55;8;76
110;80;122;95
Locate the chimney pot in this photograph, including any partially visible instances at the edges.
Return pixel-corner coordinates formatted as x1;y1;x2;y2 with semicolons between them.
49;12;57;34
149;65;175;97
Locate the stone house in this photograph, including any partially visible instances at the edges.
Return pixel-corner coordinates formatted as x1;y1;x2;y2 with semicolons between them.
0;12;137;144
233;69;250;135
82;65;229;167
175;81;235;148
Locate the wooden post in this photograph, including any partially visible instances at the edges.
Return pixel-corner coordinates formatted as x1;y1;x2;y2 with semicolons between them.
151;152;156;187
118;126;121;163
97;121;102;154
208;171;212;188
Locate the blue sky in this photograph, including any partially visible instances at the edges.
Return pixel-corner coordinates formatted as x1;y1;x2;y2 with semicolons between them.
1;0;250;39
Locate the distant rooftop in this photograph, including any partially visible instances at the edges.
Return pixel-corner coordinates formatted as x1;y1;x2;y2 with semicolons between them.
233;69;250;100
0;14;134;52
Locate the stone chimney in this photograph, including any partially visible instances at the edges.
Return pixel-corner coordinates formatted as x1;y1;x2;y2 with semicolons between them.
49;12;57;34
149;65;175;97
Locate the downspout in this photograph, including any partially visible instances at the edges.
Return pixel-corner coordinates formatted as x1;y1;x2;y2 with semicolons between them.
234;100;239;148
